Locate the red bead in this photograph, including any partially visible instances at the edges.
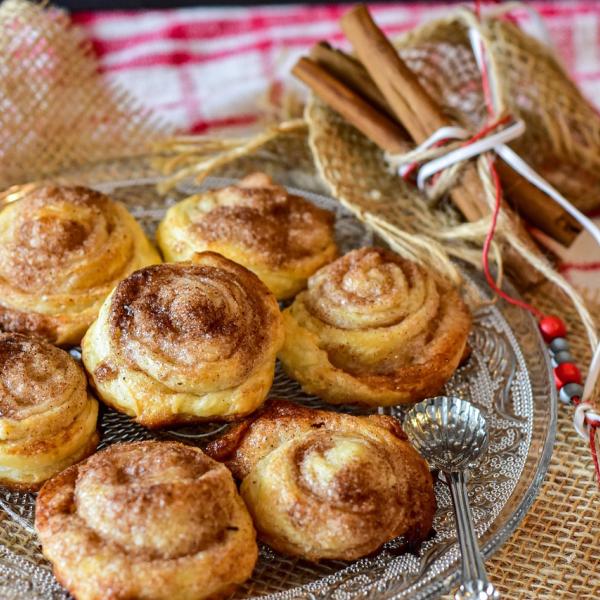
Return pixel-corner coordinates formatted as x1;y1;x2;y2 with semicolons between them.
554;362;582;386
553;370;563;389
539;316;567;342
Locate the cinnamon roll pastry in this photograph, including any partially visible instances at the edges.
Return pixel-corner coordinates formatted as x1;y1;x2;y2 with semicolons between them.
278;247;471;406
0;185;161;345
206;399;435;561
35;441;258;600
0;333;99;490
157;173;337;299
82;252;284;427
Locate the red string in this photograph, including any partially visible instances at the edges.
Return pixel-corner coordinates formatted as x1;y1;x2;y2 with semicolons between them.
476;1;600;488
464;114;511;145
402;115;511;184
558;261;600;273
401;138;448;182
478;46;495;115
481;157;545;318
474;4;544;319
474;0;496;115
589;424;600;485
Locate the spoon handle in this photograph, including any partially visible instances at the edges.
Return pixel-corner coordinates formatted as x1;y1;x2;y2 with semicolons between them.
447;471;500;600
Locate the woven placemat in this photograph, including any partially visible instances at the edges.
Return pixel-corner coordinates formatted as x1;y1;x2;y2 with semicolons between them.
482;284;600;599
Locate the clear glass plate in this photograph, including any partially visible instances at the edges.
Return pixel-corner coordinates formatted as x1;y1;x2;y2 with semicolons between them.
0;158;556;600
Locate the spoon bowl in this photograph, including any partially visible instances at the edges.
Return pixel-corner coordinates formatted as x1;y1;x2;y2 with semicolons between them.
404;396;489;471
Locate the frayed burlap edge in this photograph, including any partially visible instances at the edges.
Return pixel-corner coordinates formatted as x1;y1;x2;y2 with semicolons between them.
0;0;169;189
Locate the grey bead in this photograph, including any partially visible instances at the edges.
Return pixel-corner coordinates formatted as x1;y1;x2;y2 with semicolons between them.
550;337;569;354
552;351;574;366
559;382;584;405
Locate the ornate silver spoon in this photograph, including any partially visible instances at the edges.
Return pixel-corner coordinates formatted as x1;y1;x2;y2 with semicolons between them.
404;396;500;600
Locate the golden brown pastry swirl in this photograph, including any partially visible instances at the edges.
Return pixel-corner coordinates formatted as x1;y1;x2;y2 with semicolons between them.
206;400;435;561
0;333;98;489
0;185;161;345
278;247;471;406
82;252;284;427
35;441;257;600
157;173;337;299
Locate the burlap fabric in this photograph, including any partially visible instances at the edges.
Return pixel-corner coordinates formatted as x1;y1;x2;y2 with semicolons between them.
486;284;600;598
0;1;598;598
152;9;599;347
304;18;600;585
0;0;168;189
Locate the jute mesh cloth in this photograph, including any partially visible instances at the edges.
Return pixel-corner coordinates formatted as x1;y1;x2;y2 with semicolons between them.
486;284;600;598
0;0;168;189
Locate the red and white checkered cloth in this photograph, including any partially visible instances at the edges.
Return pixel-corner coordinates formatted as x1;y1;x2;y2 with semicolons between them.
73;2;600;296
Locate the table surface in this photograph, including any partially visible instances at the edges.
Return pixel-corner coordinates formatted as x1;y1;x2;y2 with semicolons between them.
63;3;600;598
61;0;445;8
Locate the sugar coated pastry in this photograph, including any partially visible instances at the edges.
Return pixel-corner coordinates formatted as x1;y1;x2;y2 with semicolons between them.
278;247;471;406
0;185;161;345
206;399;436;561
157;173;337;299
0;333;98;490
82;252;284;427
35;440;258;600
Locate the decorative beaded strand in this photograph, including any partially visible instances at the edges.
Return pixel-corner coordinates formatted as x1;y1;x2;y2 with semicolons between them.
542;317;600;483
474;1;600;484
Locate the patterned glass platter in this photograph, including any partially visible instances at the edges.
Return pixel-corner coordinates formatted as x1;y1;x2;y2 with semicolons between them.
0;159;556;600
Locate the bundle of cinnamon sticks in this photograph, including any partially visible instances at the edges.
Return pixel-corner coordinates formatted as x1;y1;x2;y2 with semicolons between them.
292;5;581;287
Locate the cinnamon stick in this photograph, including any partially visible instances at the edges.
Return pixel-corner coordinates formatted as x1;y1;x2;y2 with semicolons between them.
495;161;581;246
309;42;396;121
292;57;410;154
341;5;550;286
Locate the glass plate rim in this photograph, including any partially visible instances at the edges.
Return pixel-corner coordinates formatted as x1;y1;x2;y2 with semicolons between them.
0;162;558;600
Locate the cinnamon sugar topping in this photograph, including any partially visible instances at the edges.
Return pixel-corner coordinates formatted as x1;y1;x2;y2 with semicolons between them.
0;184;132;293
194;179;335;267
108;257;278;378
0;332;82;420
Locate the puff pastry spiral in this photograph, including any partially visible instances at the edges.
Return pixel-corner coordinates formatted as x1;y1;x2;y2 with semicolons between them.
82;252;284;427
157;173;337;299
0;185;161;345
278;247;471;406
206;399;435;561
0;333;98;490
35;440;258;600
